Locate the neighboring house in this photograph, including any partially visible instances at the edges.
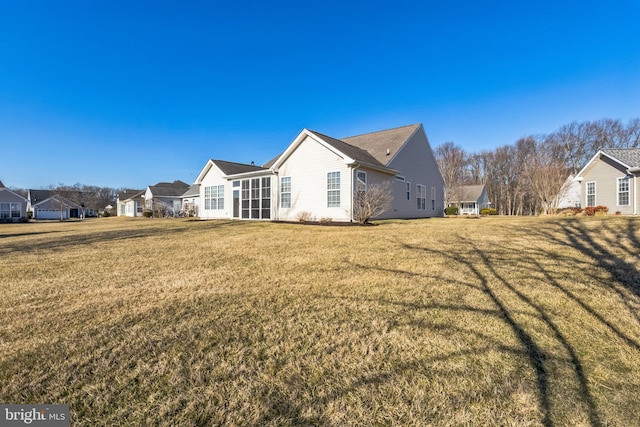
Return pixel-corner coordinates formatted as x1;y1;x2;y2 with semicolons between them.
195;123;445;222
180;184;200;217
0;184;28;222
144;180;190;217
556;174;582;209
116;189;145;217
27;189;90;219
447;185;491;215
575;148;640;215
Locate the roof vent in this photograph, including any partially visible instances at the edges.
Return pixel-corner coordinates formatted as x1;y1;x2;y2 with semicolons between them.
386;148;390;156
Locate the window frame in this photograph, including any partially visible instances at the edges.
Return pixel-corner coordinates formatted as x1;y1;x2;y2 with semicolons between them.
281;176;291;209
586;181;596;207
617;176;630;206
416;184;426;210
327;171;341;208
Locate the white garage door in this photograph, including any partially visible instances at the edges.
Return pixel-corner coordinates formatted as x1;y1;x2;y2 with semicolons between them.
36;209;65;219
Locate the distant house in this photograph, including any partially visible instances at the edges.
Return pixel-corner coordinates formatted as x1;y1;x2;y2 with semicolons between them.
144;180;190;217
447;185;491;215
556;174;582;209
194;124;444;221
116;189;145;217
0;183;28;222
180;184;200;217
27;189;90;220
575;148;640;215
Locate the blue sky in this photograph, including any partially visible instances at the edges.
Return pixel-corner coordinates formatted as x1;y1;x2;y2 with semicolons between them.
1;1;639;189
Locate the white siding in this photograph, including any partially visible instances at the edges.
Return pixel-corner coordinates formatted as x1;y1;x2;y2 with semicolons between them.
277;135;351;222
199;165;231;219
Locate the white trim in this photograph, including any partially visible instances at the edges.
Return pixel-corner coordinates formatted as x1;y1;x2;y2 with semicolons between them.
327;170;341;208
617;176;630;207
586;181;596;207
576;150;633;179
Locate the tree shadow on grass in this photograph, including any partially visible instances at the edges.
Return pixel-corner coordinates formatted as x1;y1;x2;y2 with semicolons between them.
0;220;244;255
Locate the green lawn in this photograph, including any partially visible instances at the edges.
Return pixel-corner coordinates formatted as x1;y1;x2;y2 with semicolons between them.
1;216;639;426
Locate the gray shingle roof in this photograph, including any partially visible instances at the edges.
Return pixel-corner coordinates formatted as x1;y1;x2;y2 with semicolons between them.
601;148;640;168
449;185;486;202
148;180;190;197
212;159;268;175
342;124;421;166
182;184;200;198
118;189;144;201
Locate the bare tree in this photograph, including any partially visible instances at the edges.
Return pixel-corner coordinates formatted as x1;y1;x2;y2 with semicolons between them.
434;141;468;206
351;182;392;224
523;138;571;214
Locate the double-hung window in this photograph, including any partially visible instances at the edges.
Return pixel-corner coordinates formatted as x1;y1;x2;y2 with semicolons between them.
431;187;436;210
327;171;341;207
617;177;630;206
416;184;426;210
586;182;596;207
356;171;367;201
281;177;291;208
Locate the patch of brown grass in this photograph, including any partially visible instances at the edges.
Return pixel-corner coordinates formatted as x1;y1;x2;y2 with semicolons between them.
1;216;639;425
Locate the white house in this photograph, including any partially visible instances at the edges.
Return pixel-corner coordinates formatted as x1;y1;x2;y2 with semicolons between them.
116;189;145;217
180;184;201;217
447;185;491;215
195;124;445;222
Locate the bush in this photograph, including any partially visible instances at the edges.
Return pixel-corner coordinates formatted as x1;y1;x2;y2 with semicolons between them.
444;206;458;215
296;211;313;222
143;211;153;218
102;211;111;217
480;208;497;215
584;206;609;216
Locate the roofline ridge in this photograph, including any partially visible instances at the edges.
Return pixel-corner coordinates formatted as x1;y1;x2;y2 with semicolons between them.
342;123;421;139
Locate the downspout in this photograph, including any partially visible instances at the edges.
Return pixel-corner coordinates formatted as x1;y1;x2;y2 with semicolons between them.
629;168;640;215
350;166;356;222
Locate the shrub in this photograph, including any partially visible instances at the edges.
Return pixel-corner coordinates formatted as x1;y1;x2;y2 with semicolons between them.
319;217;332;224
296;211;313;222
143;211;154;218
444;206;458;215
102;211;111;217
584;205;609;216
480;208;497;216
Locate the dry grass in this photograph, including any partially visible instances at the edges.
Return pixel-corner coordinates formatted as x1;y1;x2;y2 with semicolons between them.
1;216;639;426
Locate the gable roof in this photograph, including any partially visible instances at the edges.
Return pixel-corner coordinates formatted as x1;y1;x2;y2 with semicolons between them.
342;124;422;166
118;189;145;202
576;148;640;178
449;185;487;202
148;180;190;197
600;148;640;168
182;184;200;198
0;187;28;202
32;194;82;208
212;159;268;175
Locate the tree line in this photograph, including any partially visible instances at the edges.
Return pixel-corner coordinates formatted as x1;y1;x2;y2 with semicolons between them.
435;118;640;215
